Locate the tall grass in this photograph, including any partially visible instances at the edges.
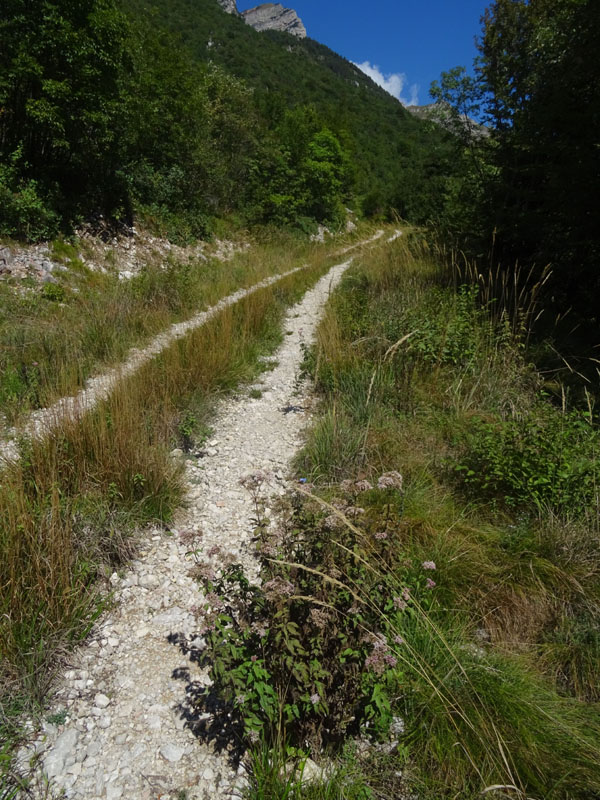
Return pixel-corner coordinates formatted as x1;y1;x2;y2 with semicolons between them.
431;235;553;340
0;226;367;429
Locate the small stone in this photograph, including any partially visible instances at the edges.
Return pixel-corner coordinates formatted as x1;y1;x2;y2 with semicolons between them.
94;693;110;709
97;716;111;729
42;722;58;736
390;716;405;737
160;743;184;762
300;758;327;785
43;728;79;778
106;784;123;800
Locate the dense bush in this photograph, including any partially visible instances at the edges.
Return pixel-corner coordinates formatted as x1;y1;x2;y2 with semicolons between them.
455;405;600;515
0;157;59;242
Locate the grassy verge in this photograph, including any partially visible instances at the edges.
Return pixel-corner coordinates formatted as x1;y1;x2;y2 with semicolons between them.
195;235;600;799
0;241;350;786
0;225;369;431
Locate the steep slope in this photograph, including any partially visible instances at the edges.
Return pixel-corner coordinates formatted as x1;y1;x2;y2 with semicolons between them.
408;101;489;139
121;0;453;218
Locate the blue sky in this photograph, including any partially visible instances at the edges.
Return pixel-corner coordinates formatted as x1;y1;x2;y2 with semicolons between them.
236;0;490;106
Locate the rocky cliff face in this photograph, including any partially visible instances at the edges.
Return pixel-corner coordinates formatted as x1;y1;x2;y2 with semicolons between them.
408;102;489;139
242;3;307;38
217;0;238;13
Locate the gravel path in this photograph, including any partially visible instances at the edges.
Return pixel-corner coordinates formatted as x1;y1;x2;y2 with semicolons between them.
0;229;389;465
14;255;356;800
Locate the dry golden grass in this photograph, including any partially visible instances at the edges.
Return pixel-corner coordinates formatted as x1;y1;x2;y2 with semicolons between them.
0;224;373;430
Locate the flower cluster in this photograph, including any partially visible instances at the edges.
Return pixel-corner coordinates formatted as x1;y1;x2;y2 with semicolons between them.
263;575;295;600
195;563;216;582
344;506;365;518
205;591;225;611
251;621;268;638
364;635;398;675
322;513;342;530
377;471;404;491
239;469;274;490
309;607;331;628
393;596;408;611
179;528;202;546
258;539;278;558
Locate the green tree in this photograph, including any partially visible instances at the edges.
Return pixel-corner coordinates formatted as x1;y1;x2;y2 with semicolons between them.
478;0;600;324
0;0;129;227
120;19;261;238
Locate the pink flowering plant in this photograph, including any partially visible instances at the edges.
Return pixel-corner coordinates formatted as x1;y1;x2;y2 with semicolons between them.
192;483;441;752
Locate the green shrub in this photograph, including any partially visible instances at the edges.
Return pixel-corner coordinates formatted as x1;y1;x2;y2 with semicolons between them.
0;163;59;242
195;475;431;751
404;285;484;367
455;404;600;515
41;283;66;303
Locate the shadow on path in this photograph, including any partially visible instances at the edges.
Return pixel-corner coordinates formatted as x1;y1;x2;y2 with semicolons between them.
168;632;246;768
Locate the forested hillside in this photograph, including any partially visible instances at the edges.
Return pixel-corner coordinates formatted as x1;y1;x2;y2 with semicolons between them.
0;0;456;243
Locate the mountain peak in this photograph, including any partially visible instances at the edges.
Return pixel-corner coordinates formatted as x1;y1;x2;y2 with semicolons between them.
243;4;306;39
218;0;307;39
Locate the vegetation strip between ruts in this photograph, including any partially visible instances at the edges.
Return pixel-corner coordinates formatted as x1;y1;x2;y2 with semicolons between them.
0;263;305;464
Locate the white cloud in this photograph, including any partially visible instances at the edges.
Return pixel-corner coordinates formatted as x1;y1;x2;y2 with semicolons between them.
353;61;419;107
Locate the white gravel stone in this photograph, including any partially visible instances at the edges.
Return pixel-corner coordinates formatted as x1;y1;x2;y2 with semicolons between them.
160;743;185;762
94;693;111;709
43;728;79;778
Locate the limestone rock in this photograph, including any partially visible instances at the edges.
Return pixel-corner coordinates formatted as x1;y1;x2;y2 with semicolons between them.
242;3;307;38
43;729;79;778
160;743;185;762
217;0;238;13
